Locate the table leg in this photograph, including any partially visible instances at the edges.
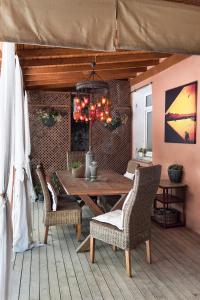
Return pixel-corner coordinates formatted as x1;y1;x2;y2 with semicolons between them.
76;194;104;253
80;194;104;216
76;234;91;253
111;194;126;211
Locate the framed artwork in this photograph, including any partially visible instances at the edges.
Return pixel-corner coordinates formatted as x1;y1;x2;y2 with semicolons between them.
165;81;197;144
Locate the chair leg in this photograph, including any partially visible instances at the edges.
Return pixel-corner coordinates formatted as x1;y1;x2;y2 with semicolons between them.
90;236;95;263
76;224;81;241
112;245;117;252
146;239;152;264
44;226;49;244
125;249;132;277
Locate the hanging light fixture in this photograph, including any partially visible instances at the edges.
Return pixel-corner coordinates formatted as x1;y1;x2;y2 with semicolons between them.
73;61;112;124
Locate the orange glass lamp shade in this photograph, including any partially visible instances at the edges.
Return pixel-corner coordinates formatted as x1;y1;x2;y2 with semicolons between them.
73;95;112;124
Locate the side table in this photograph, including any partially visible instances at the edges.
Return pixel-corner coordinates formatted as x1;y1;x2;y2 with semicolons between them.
152;180;187;228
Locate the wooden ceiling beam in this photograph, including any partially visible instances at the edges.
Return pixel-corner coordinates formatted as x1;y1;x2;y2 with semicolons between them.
17;48;170;60
23;61;156;75
130;54;188;85
20;53;169;67
24;67;147;82
25;73;137;87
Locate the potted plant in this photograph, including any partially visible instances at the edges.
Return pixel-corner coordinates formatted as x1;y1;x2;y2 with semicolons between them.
34;183;44;201
71;161;85;178
168;164;183;183
137;148;146;158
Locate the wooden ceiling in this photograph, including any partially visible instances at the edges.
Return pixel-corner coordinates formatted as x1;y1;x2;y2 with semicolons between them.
15;44;174;91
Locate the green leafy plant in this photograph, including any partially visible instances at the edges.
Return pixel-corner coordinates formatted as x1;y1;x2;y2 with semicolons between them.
168;164;183;171
37;108;62;127
51;173;62;193
104;116;122;131
34;183;42;196
138;148;147;154
71;161;82;169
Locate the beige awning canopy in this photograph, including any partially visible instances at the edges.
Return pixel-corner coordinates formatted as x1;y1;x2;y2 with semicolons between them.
0;0;200;53
117;0;200;54
0;0;117;51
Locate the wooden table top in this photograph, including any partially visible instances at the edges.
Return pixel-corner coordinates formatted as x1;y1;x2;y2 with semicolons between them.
56;170;133;196
159;180;187;189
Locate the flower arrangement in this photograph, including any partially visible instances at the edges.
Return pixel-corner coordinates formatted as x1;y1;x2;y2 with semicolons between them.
137;148;146;158
37;108;62;127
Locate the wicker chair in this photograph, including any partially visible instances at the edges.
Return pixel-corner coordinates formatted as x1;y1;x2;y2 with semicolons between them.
36;164;82;244
90;165;161;277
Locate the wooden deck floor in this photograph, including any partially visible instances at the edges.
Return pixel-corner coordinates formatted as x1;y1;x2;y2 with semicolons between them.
11;202;200;300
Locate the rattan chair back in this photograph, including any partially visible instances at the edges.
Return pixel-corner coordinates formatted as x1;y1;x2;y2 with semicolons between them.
123;165;161;248
126;160;140;173
36;164;52;213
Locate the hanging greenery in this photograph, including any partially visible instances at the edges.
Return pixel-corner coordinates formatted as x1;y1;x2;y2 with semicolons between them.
37;108;62;127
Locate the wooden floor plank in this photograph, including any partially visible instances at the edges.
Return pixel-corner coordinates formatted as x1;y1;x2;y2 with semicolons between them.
51;225;72;300
30;202;40;300
11;203;200;300
68;225;104;300
19;250;31;300
57;225;82;300
11;253;24;300
38;202;50;300
63;225;93;300
46;226;61;300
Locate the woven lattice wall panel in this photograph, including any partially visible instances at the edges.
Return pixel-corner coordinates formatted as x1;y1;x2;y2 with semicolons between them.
28;80;131;182
28;91;71;181
92;107;131;174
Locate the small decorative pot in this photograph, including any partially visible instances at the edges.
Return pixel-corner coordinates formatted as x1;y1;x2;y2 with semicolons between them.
138;152;144;158
168;168;183;183
72;165;85;178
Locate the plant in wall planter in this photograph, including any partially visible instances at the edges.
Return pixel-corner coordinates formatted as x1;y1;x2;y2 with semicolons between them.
71;161;85;178
104;115;122;131
37;108;62;127
137;148;146;158
168;164;183;183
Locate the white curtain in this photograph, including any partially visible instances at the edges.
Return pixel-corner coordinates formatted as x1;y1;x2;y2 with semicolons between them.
0;43;15;300
12;57;34;252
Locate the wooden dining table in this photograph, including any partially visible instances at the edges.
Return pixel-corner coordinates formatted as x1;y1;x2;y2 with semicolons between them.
56;169;133;252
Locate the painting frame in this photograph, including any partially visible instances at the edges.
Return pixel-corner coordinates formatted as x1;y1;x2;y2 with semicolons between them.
165;81;197;144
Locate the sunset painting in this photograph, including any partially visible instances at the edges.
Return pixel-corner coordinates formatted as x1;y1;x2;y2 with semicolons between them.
165;82;197;144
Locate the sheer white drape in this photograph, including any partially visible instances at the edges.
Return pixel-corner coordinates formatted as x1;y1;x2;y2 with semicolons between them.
12;57;34;252
0;43;15;300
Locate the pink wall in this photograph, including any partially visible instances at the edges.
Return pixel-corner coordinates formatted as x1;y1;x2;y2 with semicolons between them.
132;56;200;234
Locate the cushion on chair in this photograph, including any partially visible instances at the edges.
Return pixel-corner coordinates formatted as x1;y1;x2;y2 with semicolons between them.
47;182;58;211
123;171;135;180
92;210;123;230
93;189;134;230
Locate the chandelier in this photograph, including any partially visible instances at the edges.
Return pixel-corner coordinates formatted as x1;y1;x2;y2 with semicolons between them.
73;62;112;124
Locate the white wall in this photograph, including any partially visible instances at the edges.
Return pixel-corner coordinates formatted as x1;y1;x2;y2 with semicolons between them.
131;84;152;158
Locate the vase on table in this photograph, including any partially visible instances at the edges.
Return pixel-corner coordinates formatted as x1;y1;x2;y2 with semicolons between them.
85;146;93;180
